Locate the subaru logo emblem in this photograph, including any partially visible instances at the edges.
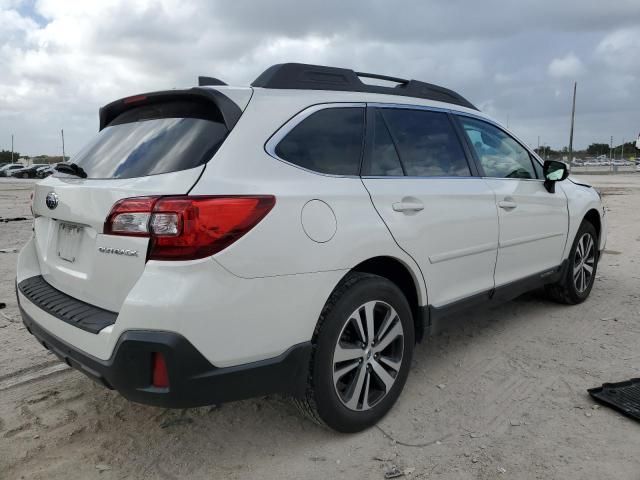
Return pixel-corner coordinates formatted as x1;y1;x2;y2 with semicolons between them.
45;192;59;210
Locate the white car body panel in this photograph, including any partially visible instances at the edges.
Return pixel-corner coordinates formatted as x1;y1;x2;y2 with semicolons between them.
363;177;498;307
483;178;569;286
30;167;204;312
561;177;607;256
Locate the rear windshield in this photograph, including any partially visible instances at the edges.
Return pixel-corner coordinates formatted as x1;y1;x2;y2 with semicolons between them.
64;100;228;179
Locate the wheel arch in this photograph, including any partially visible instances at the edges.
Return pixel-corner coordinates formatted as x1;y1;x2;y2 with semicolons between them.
347;256;427;343
583;208;601;245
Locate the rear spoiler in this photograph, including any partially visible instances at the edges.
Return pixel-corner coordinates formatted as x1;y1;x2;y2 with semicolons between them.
98;87;243;131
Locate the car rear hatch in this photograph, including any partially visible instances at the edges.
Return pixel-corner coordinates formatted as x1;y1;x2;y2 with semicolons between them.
31;87;248;313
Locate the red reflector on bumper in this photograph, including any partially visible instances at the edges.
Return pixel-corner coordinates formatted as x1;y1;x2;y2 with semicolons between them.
151;352;169;388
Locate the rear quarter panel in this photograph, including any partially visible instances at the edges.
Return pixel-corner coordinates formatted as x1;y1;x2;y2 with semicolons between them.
189;90;428;305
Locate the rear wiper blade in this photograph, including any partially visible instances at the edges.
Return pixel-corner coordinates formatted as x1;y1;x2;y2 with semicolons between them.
55;162;88;178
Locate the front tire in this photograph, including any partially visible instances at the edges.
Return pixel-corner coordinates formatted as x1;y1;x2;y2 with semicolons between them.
546;221;599;304
294;272;415;433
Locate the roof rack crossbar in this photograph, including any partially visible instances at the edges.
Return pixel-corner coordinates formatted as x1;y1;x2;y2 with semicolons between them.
251;63;478;111
355;71;409;85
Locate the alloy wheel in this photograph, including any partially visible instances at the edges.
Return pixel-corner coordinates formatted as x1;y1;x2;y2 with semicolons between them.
573;232;595;293
332;300;404;411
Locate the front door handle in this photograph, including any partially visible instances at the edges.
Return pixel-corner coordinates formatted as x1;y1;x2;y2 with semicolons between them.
392;201;424;212
498;200;517;210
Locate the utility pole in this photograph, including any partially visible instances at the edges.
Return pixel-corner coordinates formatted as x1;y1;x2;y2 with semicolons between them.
61;129;66;163
610;136;614;172
621;138;624;161
11;134;14;163
610;136;613;160
537;136;540;152
568;81;576;165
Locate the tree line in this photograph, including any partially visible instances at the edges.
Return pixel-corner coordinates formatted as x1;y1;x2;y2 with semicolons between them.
534;142;637;159
0;150;20;162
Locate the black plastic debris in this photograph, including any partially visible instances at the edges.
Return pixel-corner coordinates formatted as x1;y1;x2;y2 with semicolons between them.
589;379;640;421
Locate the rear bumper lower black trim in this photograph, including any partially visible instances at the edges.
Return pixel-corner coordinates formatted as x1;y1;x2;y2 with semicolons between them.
19;305;311;408
18;276;117;334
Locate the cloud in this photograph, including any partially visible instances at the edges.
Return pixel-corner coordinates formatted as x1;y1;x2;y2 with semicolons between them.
0;0;639;155
548;53;585;78
595;26;640;73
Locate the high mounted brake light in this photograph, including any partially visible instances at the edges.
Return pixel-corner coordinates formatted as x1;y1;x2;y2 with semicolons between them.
104;195;275;261
122;94;147;104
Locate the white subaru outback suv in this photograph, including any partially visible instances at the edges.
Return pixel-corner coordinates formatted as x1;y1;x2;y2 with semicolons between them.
17;63;606;432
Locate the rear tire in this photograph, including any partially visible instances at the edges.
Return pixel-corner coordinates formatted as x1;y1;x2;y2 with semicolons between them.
294;272;414;433
546;221;598;304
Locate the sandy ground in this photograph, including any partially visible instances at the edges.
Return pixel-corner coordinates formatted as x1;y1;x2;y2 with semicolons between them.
0;175;639;480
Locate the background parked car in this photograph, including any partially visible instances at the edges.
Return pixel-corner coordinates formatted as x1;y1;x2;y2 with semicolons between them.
35;164;57;178
36;164;56;178
0;163;25;177
9;164;49;178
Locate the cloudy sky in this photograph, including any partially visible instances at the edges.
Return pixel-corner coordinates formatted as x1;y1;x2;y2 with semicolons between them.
1;0;639;157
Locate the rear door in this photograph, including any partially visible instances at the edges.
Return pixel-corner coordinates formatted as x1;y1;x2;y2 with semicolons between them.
31;92;242;312
362;106;499;308
456;115;568;287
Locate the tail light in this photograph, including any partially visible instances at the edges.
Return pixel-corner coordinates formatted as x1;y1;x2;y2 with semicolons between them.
104;195;275;261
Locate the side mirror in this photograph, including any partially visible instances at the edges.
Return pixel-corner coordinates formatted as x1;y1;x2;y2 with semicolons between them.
543;160;569;193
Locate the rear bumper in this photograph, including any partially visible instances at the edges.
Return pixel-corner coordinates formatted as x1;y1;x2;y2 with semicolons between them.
17;236;341;367
19;304;311;408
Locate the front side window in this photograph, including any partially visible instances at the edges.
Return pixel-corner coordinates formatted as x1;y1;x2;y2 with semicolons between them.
459;116;537;179
372;108;471;177
275;107;364;176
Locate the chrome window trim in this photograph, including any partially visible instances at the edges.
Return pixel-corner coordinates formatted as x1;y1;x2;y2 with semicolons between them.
264;100;547;181
366;102;451;114
361;175;484;180
264;102;366;179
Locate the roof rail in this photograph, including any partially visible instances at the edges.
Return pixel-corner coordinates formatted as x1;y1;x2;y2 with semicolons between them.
251;63;478;111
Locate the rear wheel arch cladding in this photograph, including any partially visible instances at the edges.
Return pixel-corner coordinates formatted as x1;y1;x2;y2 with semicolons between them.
300;199;337;243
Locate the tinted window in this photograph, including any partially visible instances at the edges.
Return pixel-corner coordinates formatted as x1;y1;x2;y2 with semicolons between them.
379;109;471;177
459;117;536;179
275;108;364;175
370;110;404;176
531;155;543;178
65;102;228;179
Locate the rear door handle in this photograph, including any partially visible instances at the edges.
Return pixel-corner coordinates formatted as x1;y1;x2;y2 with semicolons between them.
392;201;424;212
498;200;517;210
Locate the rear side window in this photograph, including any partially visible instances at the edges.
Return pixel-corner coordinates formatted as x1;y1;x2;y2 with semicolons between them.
373;109;471;177
275;107;364;176
66;100;228;179
370;110;404;176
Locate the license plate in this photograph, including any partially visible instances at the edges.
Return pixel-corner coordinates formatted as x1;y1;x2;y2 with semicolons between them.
57;222;82;263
